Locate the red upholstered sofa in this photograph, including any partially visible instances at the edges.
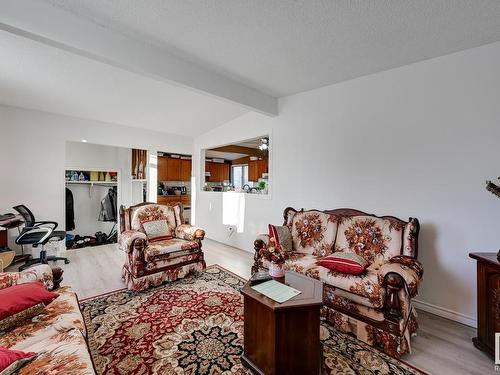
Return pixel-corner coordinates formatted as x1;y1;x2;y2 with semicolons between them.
253;207;423;357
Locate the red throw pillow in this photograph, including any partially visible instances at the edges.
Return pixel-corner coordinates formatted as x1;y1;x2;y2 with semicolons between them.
319;253;368;275
0;347;37;372
0;282;58;321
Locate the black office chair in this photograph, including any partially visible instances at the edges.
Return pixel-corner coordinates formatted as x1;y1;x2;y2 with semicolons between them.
13;205;70;271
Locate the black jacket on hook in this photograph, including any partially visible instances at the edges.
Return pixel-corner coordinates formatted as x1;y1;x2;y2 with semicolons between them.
65;187;75;231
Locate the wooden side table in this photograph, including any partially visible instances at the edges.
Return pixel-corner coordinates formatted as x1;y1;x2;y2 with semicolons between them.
240;271;323;375
469;252;500;358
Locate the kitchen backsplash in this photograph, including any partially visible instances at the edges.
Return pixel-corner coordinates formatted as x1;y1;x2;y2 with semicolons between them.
159;181;191;195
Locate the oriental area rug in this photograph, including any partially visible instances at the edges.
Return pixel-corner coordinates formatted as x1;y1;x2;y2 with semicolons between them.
80;265;424;375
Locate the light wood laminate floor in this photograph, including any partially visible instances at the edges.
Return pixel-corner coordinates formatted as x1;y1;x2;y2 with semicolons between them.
13;239;494;374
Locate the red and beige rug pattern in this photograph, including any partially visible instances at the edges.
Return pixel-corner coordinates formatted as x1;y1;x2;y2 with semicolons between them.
80;265;423;374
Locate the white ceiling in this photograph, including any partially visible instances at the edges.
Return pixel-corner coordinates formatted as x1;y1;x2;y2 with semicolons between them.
44;0;500;97
0;30;247;137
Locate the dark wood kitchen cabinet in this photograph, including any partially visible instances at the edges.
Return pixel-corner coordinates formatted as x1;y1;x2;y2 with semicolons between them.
248;159;268;182
180;159;192;181
158;156;192;182
205;161;230;182
469;252;500;358
158;156;168;181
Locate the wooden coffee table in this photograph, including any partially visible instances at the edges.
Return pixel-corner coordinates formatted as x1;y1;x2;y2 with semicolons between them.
241;271;323;375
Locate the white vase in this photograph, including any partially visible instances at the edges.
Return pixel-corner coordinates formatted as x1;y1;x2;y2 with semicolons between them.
269;262;285;278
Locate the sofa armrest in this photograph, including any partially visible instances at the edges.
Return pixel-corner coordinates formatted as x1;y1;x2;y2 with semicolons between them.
378;256;423;298
119;230;148;253
0;264;54;291
175;224;205;241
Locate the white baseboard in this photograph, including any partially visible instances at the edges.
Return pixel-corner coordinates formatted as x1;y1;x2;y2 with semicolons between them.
413;299;477;328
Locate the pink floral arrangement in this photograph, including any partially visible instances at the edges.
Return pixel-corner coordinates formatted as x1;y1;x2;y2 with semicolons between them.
259;237;288;265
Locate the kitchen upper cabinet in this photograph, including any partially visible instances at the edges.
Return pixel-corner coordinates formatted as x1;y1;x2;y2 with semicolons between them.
158;156;169;181
248;159;268;182
166;158;181;180
205;161;230;182
180;159;192;182
158;156;191;181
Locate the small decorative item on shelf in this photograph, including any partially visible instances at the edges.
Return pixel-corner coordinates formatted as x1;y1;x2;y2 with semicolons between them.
259;237;288;278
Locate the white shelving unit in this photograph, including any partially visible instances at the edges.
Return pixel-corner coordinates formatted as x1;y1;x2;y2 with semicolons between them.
66;180;117;198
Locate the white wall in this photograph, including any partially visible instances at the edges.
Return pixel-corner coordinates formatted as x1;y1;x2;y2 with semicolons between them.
0;105;192;249
194;41;500;326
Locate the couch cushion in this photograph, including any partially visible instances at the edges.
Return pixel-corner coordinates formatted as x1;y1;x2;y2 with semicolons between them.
0;287;94;375
319;253;368;275
0;347;36;373
262;252;318;274
335;216;403;266
142;219;172;241
0;282;58;321
291;210;337;256
0;287;86;349
130;204;176;234
144;238;200;262
268;224;293;252
306;264;386;309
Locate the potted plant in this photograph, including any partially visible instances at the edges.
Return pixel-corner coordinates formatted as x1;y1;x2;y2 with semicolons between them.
258;237;288;277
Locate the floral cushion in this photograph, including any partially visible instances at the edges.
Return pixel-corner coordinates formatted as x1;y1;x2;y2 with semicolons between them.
130;204;177;234
306;265;386;309
142;219;172;241
291;210;337;257
144;238;200;262
335;216;403;266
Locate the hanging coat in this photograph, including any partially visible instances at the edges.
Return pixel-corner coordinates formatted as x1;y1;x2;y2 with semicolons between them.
98;187;117;222
65;187;75;231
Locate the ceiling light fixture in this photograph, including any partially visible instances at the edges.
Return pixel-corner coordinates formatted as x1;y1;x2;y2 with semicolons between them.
81;139;88;143
258;137;269;151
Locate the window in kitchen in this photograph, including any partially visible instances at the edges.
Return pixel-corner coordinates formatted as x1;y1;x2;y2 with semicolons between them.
232;165;248;190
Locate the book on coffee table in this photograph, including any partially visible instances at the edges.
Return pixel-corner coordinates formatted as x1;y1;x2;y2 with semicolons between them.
251;280;302;303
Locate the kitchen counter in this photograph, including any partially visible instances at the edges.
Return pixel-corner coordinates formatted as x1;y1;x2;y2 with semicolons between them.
157;194;191;205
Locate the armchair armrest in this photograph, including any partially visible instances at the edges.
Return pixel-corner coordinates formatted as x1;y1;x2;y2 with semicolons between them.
0;264;54;291
175;224;205;241
378;256;423;298
118;230;148;253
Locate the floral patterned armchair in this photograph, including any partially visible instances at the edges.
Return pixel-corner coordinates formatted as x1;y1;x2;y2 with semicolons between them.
253;207;422;357
119;202;206;291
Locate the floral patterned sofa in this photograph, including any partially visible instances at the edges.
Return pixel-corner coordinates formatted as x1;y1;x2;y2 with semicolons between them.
0;265;95;374
253;207;423;357
119;202;206;291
